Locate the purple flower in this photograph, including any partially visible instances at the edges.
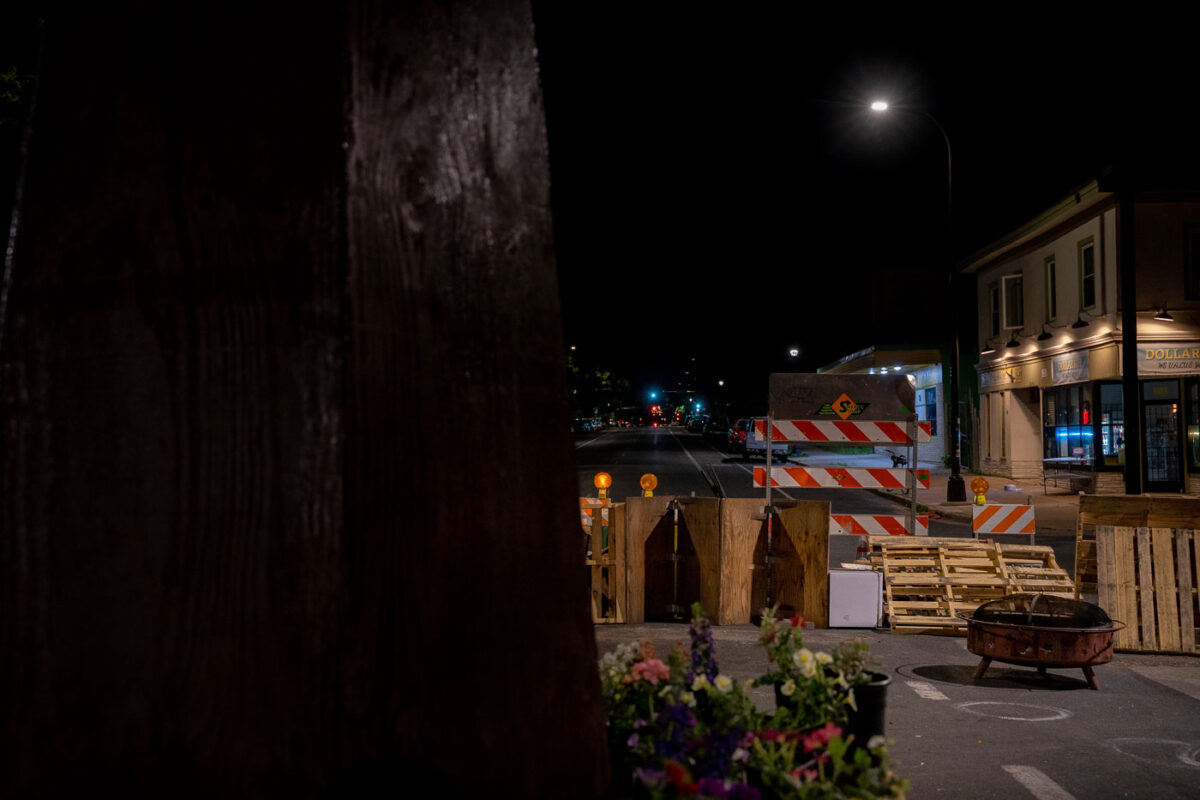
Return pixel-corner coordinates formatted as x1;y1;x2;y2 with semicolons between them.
696;776;761;800
632;767;665;789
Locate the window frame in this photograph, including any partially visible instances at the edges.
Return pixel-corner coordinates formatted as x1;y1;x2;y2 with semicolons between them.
1078;237;1097;311
988;283;1001;338
1001;273;1024;331
1045;256;1057;321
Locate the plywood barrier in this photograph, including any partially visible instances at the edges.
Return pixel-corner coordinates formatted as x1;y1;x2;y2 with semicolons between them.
624;497;721;624
1075;495;1200;597
582;501;626;623
718;499;829;626
1095;526;1200;654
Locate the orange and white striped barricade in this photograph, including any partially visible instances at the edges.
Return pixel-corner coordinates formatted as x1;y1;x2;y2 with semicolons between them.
754;419;932;444
830;513;929;536
972;503;1036;541
753;466;931;491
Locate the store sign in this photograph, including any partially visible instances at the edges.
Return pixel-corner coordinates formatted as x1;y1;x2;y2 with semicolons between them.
1051;352;1089;385
1138;344;1200;375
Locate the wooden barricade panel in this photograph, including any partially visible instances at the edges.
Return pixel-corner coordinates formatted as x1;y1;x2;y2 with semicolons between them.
1095;525;1200;653
717;498;830;626
778;502;830;629
718;498;765;625
624;496;721;624
1075;495;1200;597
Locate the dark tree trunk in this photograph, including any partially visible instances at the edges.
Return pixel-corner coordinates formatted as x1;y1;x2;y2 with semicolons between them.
1;2;608;796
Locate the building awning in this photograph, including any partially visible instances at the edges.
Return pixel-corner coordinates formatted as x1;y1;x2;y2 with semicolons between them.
818;345;943;376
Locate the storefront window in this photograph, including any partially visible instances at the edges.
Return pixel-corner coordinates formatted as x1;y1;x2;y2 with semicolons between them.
1099;383;1124;467
917;386;938;435
1043;384;1095;463
1187;378;1200;469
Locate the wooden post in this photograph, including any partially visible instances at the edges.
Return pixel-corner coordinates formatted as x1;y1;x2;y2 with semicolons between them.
0;3;609;796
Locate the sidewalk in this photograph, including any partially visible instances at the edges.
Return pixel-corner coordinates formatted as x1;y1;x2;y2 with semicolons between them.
785;447;1080;534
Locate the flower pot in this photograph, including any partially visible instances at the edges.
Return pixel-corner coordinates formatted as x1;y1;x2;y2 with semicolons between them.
845;671;890;746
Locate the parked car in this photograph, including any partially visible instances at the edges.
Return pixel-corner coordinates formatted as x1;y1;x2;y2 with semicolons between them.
686;415;708;433
743;417;791;461
703;416;730;442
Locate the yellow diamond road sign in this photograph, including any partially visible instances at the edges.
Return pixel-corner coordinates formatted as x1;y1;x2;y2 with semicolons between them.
832;393;858;420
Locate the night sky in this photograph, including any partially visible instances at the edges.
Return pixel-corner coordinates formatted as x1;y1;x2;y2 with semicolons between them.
532;5;1200;409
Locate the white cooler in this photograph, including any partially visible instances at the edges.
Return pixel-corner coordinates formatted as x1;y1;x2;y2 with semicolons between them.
828;569;883;628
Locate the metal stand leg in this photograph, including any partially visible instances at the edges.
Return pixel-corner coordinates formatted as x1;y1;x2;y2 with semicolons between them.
973;658;992;680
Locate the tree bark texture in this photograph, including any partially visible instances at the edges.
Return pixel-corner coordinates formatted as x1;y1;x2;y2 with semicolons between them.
1;2;609;796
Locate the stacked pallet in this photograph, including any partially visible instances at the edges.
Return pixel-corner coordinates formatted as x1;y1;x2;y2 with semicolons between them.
1096;526;1199;654
868;536;1074;634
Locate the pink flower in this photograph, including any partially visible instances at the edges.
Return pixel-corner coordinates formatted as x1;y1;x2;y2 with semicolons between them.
791;767;818;782
790;613;806;628
631;658;670;685
801;722;843;752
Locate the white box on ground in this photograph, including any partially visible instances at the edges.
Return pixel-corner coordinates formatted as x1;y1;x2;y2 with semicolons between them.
828;569;883;628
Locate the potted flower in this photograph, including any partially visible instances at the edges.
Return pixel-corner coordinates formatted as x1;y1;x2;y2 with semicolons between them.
598;603;909;799
753;609;849;732
830;638;891;747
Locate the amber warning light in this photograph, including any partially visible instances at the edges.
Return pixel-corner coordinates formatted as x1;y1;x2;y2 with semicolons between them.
640;473;658;497
594;472;613;502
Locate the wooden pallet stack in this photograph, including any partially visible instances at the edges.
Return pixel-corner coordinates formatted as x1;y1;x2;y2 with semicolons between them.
868;536;1074;634
1095;526;1199;654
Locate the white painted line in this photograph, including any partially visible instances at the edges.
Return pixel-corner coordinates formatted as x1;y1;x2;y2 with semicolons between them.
668;428;723;493
1001;765;1076;800
905;680;949;701
958;702;1072;722
574;431;608;449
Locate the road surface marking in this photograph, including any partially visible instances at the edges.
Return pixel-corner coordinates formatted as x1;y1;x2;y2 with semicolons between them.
957;702;1072;722
905;680;948;701
1108;738;1200;769
1001;765;1076;800
668;428;724;495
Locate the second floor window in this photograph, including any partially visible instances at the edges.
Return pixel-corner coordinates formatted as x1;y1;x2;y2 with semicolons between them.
1003;274;1024;329
1045;257;1057;319
989;285;1001;337
1080;239;1096;309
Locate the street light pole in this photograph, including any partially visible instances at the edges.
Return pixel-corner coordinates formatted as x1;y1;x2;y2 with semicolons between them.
871;102;967;501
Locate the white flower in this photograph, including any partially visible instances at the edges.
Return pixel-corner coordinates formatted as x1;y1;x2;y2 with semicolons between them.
682;691;697;708
800;659;817;678
815;651;833;665
732;747;749;763
780;679;796;697
714;674;733;693
792;648;814;668
867;735;887;751
691;675;711;692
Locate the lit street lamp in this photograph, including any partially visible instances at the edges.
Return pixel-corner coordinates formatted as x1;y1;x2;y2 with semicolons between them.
870;100;967;502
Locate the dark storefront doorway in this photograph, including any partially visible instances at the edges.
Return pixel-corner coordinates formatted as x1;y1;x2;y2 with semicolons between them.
1142;380;1184;492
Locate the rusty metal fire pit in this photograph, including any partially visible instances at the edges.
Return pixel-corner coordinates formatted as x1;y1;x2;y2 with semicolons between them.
958;594;1125;690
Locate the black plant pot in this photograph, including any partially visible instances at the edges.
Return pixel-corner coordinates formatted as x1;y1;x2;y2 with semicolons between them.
845;671;890;747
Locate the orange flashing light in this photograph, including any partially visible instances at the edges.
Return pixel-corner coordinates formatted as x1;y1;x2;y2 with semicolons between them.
640;473;658;497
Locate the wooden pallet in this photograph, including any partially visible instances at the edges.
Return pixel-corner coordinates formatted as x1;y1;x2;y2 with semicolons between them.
869;537;1073;635
1095;526;1200;653
582;501;626;623
1075;495;1200;597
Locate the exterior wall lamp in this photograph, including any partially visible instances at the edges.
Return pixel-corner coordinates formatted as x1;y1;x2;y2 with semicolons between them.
1154;308;1175;322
